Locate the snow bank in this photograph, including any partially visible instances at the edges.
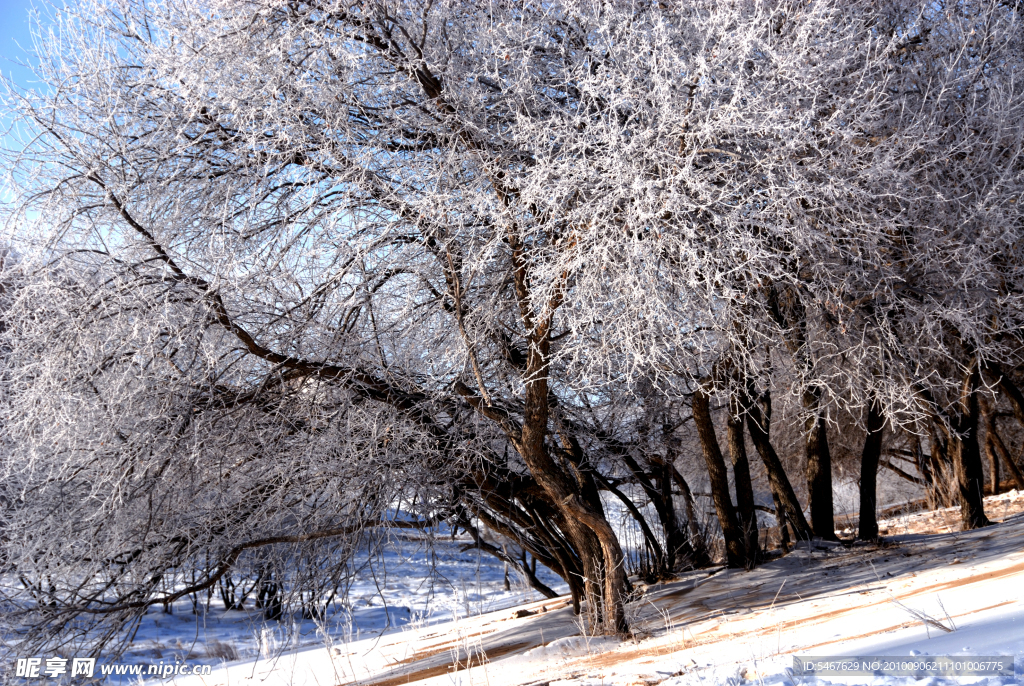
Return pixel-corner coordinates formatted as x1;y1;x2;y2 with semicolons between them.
164;498;1024;686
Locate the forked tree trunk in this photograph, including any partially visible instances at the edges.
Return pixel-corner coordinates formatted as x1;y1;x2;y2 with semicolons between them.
857;398;884;540
561;435;643;603
740;385;813;541
803;387;837;540
692;388;748;568
520;333;629;635
727;395;759;563
563;516;614;629
951;367;990;530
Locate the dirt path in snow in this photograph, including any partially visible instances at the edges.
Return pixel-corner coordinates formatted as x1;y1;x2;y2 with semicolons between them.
343;491;1024;686
175;490;1024;686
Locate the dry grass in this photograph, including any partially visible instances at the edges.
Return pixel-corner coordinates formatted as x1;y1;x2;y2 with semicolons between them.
878;489;1024;537
205;639;240;662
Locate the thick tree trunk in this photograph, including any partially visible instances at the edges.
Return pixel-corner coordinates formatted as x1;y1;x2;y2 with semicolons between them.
857;398;884;540
803;387;837;540
770;488;791;551
692;388;748;568
740;386;813;540
561;440;634;613
727;395;759;563
951;367;990;530
520;332;629;634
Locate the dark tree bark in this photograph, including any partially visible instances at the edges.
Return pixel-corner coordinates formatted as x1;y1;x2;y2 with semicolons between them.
762;285;828;540
951;367;991;530
457;511;559;599
978;396;1001;494
740;385;813;540
592;470;665;576
615;444;703;575
619;451;705;574
656;458;704;571
981;363;1024;489
985;417;1024;490
692;388;748;568
727;395;759;563
497;249;630;634
984;362;1024;429
926;424;957;509
803;387;837;540
857;397;885;540
770;488;791;551
666;462;712;567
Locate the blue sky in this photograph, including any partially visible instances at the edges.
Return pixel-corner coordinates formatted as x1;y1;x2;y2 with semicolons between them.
1;0;40;208
1;0;38;90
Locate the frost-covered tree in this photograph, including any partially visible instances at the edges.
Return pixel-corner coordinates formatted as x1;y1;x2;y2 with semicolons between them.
3;0;1024;651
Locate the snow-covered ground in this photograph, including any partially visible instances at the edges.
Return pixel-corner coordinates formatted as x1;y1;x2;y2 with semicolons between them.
114;532;566;667
135;491;1024;686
